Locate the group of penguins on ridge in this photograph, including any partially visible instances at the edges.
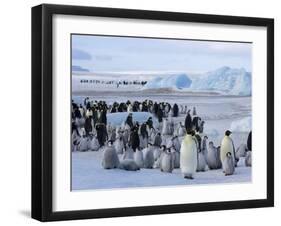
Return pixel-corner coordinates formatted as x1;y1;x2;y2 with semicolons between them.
72;98;252;179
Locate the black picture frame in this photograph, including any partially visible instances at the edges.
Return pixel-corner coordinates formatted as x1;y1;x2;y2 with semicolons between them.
32;4;274;222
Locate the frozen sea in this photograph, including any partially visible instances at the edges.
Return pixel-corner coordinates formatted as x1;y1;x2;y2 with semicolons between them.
72;90;252;190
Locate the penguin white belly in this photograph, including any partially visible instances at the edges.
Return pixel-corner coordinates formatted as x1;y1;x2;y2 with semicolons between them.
220;137;235;163
180;135;197;177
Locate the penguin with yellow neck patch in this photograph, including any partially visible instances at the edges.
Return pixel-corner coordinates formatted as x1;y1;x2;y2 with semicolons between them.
220;130;237;167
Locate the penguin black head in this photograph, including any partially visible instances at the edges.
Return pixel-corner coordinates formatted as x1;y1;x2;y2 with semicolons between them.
225;130;232;136
226;152;232;157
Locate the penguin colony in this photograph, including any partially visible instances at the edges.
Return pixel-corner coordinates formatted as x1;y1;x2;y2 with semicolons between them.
72;97;252;178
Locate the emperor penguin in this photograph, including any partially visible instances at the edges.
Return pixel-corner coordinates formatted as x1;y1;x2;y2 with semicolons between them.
160;148;174;173
118;159;140;171
143;143;154;169
197;150;207;172
134;148;144;168
171;147;180;169
77;136;89;152
223;152;235;176
207;141;219;169
88;135;100;151
172;136;181;152
177;122;186;137
180;133;198;179
114;136;124;154
220;130;236;165
102;142;120;169
153;145;166;168
245;151;252;167
162;119;169;135
123;145;134;160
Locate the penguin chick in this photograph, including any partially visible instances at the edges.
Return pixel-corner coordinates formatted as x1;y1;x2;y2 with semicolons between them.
223;152;235;176
118;159;140;171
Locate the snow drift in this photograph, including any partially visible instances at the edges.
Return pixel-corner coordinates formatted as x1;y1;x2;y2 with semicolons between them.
191;67;252;96
144;73;192;89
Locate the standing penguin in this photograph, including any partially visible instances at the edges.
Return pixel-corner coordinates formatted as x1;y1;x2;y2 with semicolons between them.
207;141;219;169
171;147;180;169
114;136;124;154
223;152;235;176
220;130;236;165
202;136;208;162
192;106;197;116
134;148;144;168
143;143;155;169
129;127;140;151
177;122;186;137
184;110;192;133
162;118;169;135
180;133;198;179
153;132;162;147
173;103;179;117
88;135;100;151
123;145;134;160
96;123;107;147
160;148;174;173
102;142;120;169
197;150;207;172
245;151;252;167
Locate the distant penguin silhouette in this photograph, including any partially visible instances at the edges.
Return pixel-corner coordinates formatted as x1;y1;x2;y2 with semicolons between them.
160;149;174;173
123;145;134;160
134;148;144;168
143;144;154;169
119;159;140;171
207;141;219;169
180;134;198;179
192;107;197;116
245;151;252;167
114;136;124;154
223;152;235;176
236;143;247;158
220;130;236;164
102;142;120;169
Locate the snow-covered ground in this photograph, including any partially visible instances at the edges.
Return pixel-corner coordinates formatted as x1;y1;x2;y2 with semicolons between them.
72;89;252;190
72;150;251;190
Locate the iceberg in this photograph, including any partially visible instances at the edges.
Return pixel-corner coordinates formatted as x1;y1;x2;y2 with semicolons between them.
144;73;192;89
190;67;252;96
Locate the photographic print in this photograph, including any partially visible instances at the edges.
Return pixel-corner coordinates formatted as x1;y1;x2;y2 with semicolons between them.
71;34;252;190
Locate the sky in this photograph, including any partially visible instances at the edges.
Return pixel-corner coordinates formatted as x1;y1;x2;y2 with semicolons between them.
72;34;252;73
